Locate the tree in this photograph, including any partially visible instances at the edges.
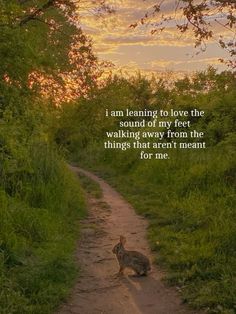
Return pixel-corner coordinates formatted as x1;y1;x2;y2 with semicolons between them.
131;0;236;68
0;1;113;102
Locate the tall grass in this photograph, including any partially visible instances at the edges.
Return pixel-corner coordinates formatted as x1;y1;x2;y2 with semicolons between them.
0;143;86;314
77;142;236;313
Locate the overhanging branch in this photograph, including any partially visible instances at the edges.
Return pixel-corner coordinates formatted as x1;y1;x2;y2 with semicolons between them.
19;0;56;26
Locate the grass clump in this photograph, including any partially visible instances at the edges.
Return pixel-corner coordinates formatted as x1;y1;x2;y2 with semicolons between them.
77;172;102;199
0;144;86;314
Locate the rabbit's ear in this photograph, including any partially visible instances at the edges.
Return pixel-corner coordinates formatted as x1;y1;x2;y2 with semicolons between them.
120;235;126;245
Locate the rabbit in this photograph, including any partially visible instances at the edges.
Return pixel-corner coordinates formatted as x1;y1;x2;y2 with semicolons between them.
112;235;151;276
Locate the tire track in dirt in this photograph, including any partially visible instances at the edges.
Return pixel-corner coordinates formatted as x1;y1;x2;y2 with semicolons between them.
57;166;198;314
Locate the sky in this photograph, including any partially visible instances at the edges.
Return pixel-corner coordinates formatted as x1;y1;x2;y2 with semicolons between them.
79;0;232;76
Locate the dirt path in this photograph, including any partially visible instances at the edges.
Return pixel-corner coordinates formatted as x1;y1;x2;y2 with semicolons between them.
57;166;197;314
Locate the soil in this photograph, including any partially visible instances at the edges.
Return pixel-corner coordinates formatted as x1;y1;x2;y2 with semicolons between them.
57;166;198;314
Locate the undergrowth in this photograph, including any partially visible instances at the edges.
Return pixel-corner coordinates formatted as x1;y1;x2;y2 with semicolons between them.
0;144;86;314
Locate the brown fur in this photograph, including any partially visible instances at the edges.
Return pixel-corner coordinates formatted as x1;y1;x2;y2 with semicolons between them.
112;236;151;276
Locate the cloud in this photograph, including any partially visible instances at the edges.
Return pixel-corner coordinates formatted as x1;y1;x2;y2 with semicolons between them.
148;57;222;69
77;0;232;72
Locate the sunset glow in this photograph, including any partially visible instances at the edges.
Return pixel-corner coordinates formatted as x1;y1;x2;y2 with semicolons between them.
79;0;233;74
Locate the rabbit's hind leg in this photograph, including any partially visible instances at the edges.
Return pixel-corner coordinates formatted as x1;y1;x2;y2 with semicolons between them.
133;265;147;276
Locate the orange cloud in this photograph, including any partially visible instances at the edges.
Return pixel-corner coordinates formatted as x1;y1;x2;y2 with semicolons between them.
78;0;232;73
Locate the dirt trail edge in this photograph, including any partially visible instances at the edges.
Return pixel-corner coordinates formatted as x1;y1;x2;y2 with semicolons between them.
57;166;197;314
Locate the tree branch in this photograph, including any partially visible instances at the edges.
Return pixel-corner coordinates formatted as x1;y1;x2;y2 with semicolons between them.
19;0;56;26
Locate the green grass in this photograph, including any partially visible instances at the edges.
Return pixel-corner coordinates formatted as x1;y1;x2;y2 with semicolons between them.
59;70;236;313
77;172;102;199
0;145;86;314
76;143;236;314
